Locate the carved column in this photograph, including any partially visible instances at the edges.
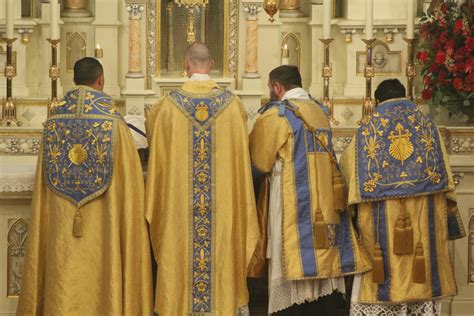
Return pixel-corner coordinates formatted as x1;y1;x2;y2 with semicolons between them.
242;1;262;78
167;2;175;72
126;1;145;78
280;0;303;17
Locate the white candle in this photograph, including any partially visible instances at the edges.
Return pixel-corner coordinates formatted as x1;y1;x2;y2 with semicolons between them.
281;44;289;65
365;0;373;40
323;0;332;39
6;0;14;38
50;0;59;39
406;0;415;39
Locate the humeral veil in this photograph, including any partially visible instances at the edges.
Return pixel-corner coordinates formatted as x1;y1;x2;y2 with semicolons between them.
340;98;465;304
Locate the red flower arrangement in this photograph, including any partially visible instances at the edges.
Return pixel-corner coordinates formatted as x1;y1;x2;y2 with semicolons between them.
418;2;473;117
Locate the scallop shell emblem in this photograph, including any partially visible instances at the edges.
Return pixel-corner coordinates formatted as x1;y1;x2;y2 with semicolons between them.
388;123;413;165
68;144;88;165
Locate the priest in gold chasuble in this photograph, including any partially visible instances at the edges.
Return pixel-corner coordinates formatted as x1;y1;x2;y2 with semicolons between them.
145;43;259;315
340;80;465;315
17;58;153;316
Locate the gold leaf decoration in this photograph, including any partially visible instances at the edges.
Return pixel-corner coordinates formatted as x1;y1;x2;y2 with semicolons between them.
195;102;209;122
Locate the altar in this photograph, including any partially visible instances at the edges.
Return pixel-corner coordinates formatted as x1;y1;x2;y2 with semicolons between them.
0;0;473;315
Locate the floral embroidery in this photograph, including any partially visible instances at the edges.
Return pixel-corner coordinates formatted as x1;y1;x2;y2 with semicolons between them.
43;118;115;206
357;100;447;198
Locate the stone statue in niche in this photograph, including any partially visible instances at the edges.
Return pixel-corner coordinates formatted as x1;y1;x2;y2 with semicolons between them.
66;32;87;72
7;219;28;297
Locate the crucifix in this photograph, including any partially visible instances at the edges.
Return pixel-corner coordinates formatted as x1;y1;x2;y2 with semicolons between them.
175;0;209;44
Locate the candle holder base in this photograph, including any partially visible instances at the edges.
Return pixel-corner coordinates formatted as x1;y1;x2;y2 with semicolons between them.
48;98;60;117
358;97;374;125
323;97;339;125
0;98;22;127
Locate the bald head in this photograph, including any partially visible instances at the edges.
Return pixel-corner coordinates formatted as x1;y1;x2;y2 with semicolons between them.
184;42;214;77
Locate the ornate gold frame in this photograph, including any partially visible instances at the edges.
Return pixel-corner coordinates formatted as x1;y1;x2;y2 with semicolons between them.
356;40;402;76
146;0;239;87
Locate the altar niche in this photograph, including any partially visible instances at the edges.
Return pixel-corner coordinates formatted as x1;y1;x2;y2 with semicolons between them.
156;0;237;78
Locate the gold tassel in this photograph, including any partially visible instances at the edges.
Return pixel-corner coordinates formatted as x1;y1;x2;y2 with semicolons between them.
372;243;385;284
73;210;83;238
404;213;414;254
393;214;406;255
412;242;426;283
332;170;346;213
314;208;330;249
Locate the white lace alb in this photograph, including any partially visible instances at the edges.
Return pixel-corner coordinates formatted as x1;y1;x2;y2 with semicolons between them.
350;300;441;316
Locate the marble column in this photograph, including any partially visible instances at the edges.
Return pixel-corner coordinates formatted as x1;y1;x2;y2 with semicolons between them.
280;0;304;18
126;2;145;78
242;2;262;79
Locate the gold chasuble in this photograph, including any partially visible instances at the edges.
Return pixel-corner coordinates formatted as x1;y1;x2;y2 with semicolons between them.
17;86;153;316
249;99;371;280
145;80;259;315
340;98;465;305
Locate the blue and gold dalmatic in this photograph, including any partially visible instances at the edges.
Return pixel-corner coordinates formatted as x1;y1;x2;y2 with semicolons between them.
43;86;121;208
340;98;466;304
249;99;371;280
170;89;232;314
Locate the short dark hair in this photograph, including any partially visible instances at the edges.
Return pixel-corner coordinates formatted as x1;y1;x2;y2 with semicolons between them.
374;79;406;103
73;57;103;86
269;65;302;90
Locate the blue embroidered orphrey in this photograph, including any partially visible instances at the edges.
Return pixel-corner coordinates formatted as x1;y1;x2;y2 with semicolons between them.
170;89;233;125
170;89;233;313
357;99;448;201
43;87;121;207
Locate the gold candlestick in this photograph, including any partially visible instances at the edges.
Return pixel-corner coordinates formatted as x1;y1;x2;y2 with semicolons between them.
358;38;376;125
47;39;61;117
404;38;416;101
1;37;21;127
319;38;338;125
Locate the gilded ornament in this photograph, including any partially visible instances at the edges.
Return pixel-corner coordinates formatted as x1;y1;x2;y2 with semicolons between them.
364;137;380;160
195;102;210;122
68;144;88;165
388;123;414;165
263;0;280;22
318;132;329;148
